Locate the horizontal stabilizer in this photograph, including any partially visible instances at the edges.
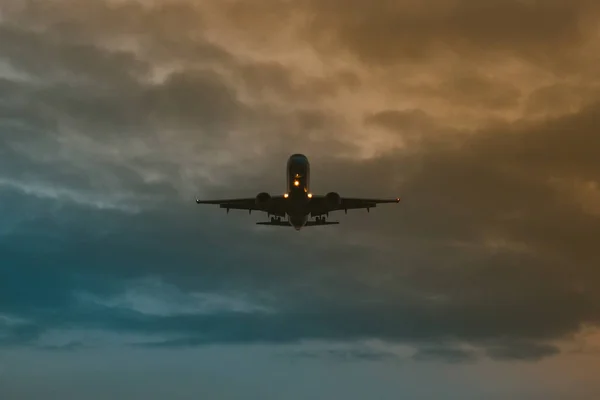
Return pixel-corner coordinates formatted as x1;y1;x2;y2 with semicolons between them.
304;220;339;226
256;220;340;227
256;220;292;227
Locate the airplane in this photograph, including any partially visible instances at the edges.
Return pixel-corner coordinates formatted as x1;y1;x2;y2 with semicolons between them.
195;153;400;230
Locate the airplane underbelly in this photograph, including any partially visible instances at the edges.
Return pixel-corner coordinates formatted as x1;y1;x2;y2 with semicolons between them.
285;198;309;215
288;214;308;230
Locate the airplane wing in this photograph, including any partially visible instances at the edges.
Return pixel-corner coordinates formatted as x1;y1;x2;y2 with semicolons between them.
195;196;286;217
309;195;400;216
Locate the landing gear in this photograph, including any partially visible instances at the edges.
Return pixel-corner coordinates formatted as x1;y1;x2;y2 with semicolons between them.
270;216;282;223
315;216;326;224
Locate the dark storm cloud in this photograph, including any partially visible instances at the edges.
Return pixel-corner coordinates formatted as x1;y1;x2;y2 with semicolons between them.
6;0;234;71
2;0;600;366
0;24;149;85
364;109;440;144
432;71;522;109
524;83;600;116
364;74;524;111
356;103;600;347
143;69;247;129
302;0;597;69
0;182;578;360
237;61;359;101
485;341;561;362
2;130;597;362
38;341;86;352
0;23;244;134
2;0;208;41
0;191;590;364
412;346;478;364
0;320;43;347
0;12;335;209
2;0;356;101
286;347;399;363
0;4;347;169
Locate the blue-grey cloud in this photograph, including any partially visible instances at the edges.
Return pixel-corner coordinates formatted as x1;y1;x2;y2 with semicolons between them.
412;346;478;364
286;347;400;363
485;341;561;362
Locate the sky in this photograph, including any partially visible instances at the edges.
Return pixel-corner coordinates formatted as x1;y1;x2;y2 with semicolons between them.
1;0;600;398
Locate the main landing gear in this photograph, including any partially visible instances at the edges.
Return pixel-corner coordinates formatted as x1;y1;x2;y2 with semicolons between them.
270;216;283;223
315;216;327;224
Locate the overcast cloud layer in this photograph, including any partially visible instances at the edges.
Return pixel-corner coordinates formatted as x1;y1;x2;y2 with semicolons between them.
1;0;600;399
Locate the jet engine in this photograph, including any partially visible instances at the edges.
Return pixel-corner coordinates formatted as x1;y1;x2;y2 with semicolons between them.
255;192;272;209
325;191;341;209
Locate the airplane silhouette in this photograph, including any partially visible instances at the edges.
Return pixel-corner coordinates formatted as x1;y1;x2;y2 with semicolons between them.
196;154;400;230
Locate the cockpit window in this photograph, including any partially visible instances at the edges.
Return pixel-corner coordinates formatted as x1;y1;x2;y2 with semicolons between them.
289;154;308;163
288;154;309;176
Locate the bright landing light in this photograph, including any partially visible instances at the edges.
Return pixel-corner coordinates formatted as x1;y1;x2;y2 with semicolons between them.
294;180;300;186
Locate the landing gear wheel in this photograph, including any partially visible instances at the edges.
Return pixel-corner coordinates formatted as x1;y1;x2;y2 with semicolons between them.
271;216;276;223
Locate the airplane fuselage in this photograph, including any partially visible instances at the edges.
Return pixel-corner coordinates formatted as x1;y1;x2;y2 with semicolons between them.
285;154;311;230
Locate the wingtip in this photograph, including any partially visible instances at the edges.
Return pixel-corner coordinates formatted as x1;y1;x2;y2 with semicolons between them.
195;198;201;204
396;197;401;203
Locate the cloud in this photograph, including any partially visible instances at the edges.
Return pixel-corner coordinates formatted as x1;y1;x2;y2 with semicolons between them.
303;0;598;69
37;341;86;352
0;315;43;347
485;341;561;362
0;3;359;212
1;0;599;367
75;277;274;317
3;106;600;361
365;108;436;134
0;23;149;96
286;346;400;363
412;345;478;364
